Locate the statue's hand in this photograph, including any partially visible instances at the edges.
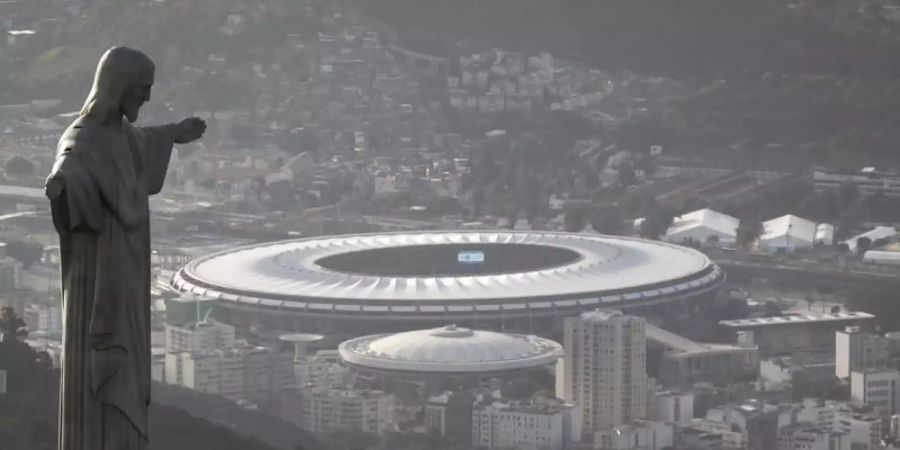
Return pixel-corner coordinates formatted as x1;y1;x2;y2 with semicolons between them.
174;117;207;144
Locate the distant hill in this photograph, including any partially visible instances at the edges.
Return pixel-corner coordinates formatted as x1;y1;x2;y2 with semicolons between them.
361;0;900;80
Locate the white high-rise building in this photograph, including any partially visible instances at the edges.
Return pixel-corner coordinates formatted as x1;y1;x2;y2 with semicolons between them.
165;321;236;354
851;368;900;418
836;327;888;379
471;399;582;450
558;310;647;433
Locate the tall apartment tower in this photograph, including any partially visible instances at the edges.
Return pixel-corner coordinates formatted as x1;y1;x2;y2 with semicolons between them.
558;310;647;433
836;326;889;379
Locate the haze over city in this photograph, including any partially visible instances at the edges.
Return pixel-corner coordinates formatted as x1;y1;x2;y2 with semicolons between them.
5;1;900;450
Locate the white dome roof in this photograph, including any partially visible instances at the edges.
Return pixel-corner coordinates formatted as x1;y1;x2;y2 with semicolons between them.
338;325;562;374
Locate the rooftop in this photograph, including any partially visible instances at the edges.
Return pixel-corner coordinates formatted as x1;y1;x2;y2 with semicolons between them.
646;323;749;355
338;325;562;374
173;231;722;315
761;214;817;243
720;311;875;328
666;208;739;239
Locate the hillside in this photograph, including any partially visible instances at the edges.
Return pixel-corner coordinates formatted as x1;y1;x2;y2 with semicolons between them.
360;0;900;164
0;336;319;450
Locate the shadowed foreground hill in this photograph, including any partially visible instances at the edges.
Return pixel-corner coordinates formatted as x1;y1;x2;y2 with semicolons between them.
0;336;320;450
0;391;281;450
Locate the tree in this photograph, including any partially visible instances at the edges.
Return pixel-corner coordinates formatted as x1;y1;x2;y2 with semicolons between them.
856;236;872;257
763;301;783;317
837;182;860;209
564;208;589;232
4;156;35;178
639;207;676;240
592;207;625;235
736;218;764;249
0;306;27;341
5;240;43;268
616;165;637;187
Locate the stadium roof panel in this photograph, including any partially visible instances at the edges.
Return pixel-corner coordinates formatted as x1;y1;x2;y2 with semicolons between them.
338;325;562;373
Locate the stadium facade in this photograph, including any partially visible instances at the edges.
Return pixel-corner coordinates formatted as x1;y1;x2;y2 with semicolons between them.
171;231;724;336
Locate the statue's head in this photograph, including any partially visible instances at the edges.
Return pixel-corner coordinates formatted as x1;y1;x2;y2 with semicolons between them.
80;46;155;124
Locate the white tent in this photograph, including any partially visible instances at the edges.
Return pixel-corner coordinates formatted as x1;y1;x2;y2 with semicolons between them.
665;208;739;246
759;214;817;252
863;250;900;265
841;226;897;254
815;223;835;246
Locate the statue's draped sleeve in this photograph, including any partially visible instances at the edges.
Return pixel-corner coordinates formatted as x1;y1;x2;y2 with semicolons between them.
47;149;105;234
48;126;152;233
132;124;177;195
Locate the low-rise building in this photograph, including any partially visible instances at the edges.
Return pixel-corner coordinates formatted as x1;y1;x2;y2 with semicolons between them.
593;420;674;450
777;423;850;450
294;350;347;389
760;353;836;392
706;400;794;450
23;304;61;336
813;168;900;197
648;390;694;425
165;347;293;401
851;368;900;418
165;320;236;354
834;407;881;450
681;418;747;450
299;386;395;436
647;323;759;388
471;399;582;450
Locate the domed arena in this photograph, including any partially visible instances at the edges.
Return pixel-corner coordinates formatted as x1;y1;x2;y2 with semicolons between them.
338;325;562;377
171;231;724;336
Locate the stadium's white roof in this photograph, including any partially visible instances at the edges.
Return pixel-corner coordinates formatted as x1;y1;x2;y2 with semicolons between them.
172;231;722;318
338;325;562;373
666;208;739;241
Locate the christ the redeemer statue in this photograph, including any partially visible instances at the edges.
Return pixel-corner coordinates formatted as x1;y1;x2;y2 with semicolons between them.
45;46;206;450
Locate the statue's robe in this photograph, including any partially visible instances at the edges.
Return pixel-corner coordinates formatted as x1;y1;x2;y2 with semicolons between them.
47;117;176;450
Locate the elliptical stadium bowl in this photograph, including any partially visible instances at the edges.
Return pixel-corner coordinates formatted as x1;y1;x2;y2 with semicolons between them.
171;231;724;335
